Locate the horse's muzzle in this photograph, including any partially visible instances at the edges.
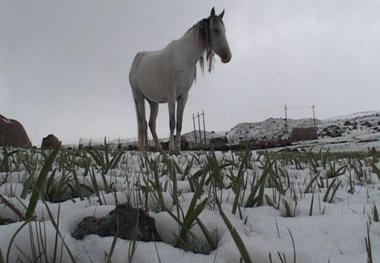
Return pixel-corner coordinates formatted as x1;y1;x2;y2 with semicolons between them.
222;55;231;63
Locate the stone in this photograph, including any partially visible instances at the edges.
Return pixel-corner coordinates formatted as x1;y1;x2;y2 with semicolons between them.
72;203;161;242
41;134;61;149
344;120;352;126
278;147;299;153
0;114;32;147
361;121;373;128
319;125;343;138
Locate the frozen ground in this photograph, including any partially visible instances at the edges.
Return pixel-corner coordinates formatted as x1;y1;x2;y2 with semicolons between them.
0;142;379;263
227;111;380;144
72;111;380;153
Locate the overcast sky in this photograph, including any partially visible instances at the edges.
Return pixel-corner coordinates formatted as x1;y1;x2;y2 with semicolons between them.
1;0;379;145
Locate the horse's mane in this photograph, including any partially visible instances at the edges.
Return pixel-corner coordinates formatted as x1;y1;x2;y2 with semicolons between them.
187;18;215;80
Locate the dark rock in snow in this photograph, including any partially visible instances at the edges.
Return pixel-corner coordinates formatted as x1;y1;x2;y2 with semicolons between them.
72;203;161;242
278;147;299;153
0;114;32;147
344;120;352;126
41;134;61;149
361;121;373;128
319;125;343;138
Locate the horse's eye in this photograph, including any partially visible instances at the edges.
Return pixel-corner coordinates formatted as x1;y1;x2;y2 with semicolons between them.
213;29;219;34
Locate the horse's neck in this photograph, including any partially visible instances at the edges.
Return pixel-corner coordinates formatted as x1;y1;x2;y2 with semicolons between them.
174;27;204;67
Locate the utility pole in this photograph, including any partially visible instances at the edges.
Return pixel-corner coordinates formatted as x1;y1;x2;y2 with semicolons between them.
311;104;317;131
197;112;202;143
192;114;198;143
202;111;206;144
284;104;289;140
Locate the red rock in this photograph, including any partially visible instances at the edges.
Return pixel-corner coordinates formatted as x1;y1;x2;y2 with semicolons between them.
0;114;32;147
41;134;61;149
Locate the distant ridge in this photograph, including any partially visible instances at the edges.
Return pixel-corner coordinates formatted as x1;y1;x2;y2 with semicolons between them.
69;110;380;147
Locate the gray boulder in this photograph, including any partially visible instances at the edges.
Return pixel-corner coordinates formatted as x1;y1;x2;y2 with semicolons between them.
72;203;161;241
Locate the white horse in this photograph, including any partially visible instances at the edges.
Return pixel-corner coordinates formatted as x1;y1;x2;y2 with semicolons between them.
129;8;231;152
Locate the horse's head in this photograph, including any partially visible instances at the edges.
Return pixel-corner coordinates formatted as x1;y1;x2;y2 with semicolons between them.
208;7;231;63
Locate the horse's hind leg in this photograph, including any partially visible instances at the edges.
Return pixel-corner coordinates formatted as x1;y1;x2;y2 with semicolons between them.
132;90;148;151
148;101;163;152
175;93;188;151
168;99;176;154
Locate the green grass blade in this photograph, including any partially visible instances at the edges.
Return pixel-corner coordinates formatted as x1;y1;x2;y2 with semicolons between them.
25;148;59;220
41;199;77;262
105;220;119;263
328;180;342;203
6;220;30;262
196;218;218;250
373;204;379;222
304;172;320;193
176;198;208;248
371;162;380;181
232;151;250;214
0;246;4;263
217;200;253;263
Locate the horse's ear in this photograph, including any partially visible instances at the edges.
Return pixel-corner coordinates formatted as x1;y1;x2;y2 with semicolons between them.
219;9;225;18
210;7;216;17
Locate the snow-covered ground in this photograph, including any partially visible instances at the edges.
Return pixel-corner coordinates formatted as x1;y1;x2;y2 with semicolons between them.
226;111;380;145
290;111;380;152
72;111;380;151
227;117;319;143
0;144;379;263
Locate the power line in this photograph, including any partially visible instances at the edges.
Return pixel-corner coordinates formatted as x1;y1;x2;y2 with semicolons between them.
202;92;380;118
187;93;379;140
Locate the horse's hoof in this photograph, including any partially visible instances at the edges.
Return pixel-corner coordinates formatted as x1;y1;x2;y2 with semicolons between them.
169;148;180;155
169;145;175;154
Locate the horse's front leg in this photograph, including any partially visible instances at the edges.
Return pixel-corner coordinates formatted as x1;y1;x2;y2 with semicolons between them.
148;101;163;152
175;93;188;152
168;99;176;153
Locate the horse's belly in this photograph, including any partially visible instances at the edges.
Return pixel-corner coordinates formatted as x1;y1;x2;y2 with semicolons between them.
139;80;170;103
135;53;194;102
134;62;170;102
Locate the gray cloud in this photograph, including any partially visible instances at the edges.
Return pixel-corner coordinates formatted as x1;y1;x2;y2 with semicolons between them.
1;0;379;144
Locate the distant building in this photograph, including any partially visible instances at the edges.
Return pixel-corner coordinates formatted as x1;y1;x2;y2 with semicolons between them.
290;127;318;142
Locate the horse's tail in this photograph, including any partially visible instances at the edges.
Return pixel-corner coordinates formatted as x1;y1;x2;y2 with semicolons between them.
129;52;145;88
129;52;146;150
